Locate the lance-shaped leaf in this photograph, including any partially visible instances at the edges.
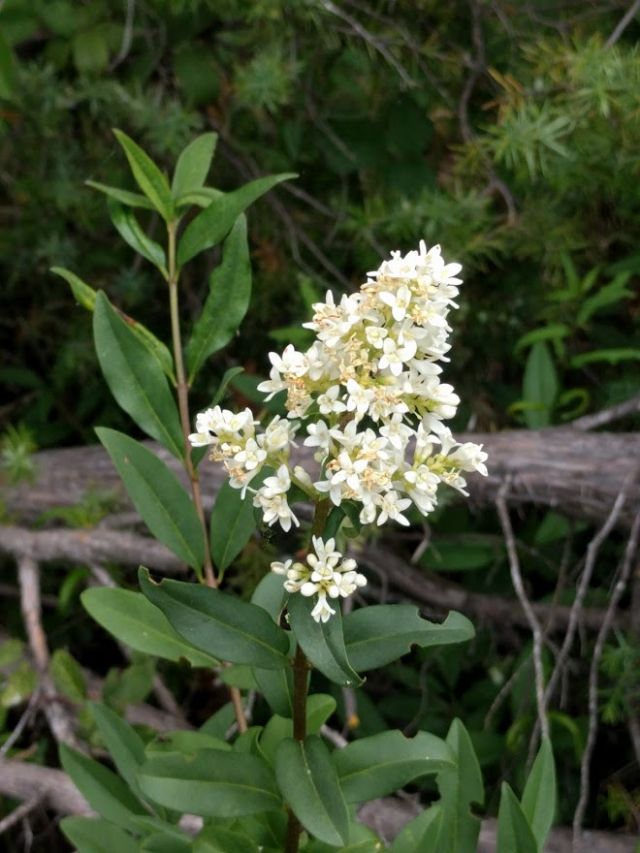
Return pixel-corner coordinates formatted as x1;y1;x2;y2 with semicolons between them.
137;750;281;817
435;719;484;853
254;665;294;717
86;180;155;209
139;568;290;669
171;133;217;198
56;271;175;381
186;215;252;382
497;784;538;853
343;606;474;671
60;817;138;853
177;172;296;265
93;297;182;456
209;473;260;573
275;736;349;847
194;826;257;853
287;594;362;687
96;430;204;571
60;744;147;830
108;200;167;274
390;805;443;853
521;737;556;852
82;588;217;667
334;730;454;803
113;129;174;221
90;703;146;799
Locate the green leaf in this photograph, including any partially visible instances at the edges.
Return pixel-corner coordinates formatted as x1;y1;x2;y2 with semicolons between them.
81;588;217;667
211;366;245;406
91;703;146;797
97;430;204;572
138;750;281;817
497;783;538;853
108;200;167;274
254;664;294;717
577;273;632;326
186;215;252;382
172;133;218;199
251;571;288;622
521;737;556;851
194;826;257;853
93;293;182;456
288;594;362;687
177;172;296;265
514;324;569;356
53;270;174;381
435;719;484;853
334;730;454;803
176;187;223;209
570;347;640;368
145;729;231;756
275;735;349;847
52;266;97;311
344;607;474;671
86;181;155;209
113;129;174;221
59;744;146;829
60;817;138;853
306;821;382;853
390;805;443;853
522;341;558;429
139;568;290;669
73;26;109;74
259;695;336;762
50;649;86;703
209;474;259;573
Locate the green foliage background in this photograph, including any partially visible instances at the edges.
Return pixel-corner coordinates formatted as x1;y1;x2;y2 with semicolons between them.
2;0;640;841
1;0;639;445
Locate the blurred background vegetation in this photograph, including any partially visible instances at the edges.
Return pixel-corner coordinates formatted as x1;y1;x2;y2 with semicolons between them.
2;0;640;843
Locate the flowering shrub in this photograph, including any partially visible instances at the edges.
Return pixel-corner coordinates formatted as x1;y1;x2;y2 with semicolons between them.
54;133;555;853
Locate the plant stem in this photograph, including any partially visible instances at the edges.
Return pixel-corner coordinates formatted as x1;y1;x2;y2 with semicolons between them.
166;221;247;733
166;221;216;588
285;499;329;853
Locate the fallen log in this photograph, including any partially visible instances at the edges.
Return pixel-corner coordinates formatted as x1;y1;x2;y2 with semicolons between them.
3;428;640;529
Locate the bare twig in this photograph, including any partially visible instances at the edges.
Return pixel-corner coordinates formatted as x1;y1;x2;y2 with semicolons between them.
110;0;136;69
571;394;640;431
605;0;640;47
0;792;45;836
497;482;549;741
0;685;41;757
572;506;640;847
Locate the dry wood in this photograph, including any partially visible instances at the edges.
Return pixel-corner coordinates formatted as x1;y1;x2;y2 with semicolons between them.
4;428;640;530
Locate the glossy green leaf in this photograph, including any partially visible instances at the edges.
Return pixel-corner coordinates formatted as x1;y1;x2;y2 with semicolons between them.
306;821;381;853
108;200;167;274
343;607;474;671
171;133;217;198
138;749;281;817
497;783;538;853
435;719;484;853
60;817;138;853
254;665;294;717
259;695;336;762
139;568;290;669
209;475;259;573
59;744;146;830
335;730;453;803
390;805;443;853
200;702;236;738
81;587;217;667
275;735;349;847
522;341;558;429
97;430;204;571
93;294;182;456
177;172;296;265
113;129;174;221
186;215;252;381
251;571;288;623
86;180;155;209
521;737;556;851
91;702;146;797
288;593;362;687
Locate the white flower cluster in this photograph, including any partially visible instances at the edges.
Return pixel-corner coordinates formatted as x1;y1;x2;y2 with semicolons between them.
271;536;367;623
189;241;488;617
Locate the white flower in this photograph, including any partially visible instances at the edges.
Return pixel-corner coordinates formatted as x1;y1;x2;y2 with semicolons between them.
375;490;412;526
311;594;336;623
261;464;291;497
379;284;412;321
233;438;267;471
